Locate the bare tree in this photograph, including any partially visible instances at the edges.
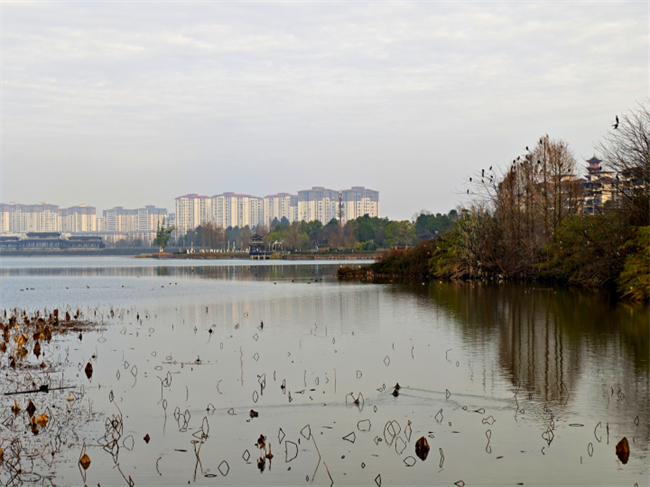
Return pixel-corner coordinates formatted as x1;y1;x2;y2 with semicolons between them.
596;100;650;225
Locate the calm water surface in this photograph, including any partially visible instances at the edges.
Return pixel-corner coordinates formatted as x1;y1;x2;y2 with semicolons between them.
0;256;648;487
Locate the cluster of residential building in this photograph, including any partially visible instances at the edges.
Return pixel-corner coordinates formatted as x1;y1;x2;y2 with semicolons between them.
0;185;380;248
0;203;98;233
0;203;170;248
174;186;380;235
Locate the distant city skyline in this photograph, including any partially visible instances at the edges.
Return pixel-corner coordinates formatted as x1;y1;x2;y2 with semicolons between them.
0;184;380;235
2;3;646;219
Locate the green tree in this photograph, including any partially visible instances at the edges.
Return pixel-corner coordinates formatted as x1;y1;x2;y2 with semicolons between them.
414;209;458;240
154;218;175;252
384;220;417;247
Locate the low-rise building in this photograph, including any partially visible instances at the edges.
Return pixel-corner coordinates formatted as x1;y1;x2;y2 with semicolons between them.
0;232;103;250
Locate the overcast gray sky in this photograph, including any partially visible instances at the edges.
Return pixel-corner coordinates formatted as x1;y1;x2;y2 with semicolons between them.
2;1;647;220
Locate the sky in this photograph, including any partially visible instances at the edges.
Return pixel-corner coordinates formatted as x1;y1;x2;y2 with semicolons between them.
1;1;648;221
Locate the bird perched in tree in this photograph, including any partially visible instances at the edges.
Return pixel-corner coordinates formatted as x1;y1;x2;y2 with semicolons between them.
469;177;472;182
467;189;469;194
482;169;485;177
526;146;529;151
489;166;492;171
613;115;619;129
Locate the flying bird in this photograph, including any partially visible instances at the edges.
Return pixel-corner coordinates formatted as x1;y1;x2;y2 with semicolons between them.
613;115;619;129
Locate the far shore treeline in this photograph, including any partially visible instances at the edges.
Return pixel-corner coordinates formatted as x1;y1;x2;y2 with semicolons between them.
176;210;458;254
348;103;649;302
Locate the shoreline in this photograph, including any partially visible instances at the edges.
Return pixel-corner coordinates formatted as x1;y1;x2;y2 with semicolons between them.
0;249;382;261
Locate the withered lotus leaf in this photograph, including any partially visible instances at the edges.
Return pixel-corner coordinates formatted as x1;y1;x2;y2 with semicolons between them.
0;446;4;462
415;436;430;461
11;401;20;415
16;346;28;359
79;454;91;470
34;342;41;357
0;342;6;353
84;362;93;379
30;418;39;435
26;399;36;417
144;434;150;443
616;437;630;464
36;413;49;427
14;333;28;346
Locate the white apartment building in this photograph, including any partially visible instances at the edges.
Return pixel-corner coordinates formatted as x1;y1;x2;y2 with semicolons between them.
174;186;379;233
62;205;97;232
103;207;138;232
140;206;168;231
297;187;340;224
263;193;298;226
175;195;213;235
340;186;380;224
0;203;96;233
212;193;263;229
175;193;263;235
102;206;168;232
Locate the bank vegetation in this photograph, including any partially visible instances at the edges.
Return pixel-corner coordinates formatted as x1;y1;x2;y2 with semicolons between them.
368;102;649;301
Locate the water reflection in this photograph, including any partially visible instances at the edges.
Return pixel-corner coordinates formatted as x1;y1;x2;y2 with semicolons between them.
382;280;649;451
0;263;341;281
385;281;648;382
2;260;648;486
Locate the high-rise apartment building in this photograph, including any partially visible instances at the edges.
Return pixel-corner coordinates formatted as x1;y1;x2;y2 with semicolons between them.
102;206;167;232
175;195;212;236
212;193;263;229
61;205;97;232
140;206;168;231
174;186;380;233
103;207;138;232
263;193;298;226
297;187;339;224
0;203;97;233
340;186;380;224
175;193;263;235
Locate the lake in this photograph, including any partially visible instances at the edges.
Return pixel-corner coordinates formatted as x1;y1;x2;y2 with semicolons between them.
0;256;648;487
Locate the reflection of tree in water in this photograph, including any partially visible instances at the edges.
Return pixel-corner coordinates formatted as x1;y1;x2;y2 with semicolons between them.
155;267;170;276
2;264;340;282
384;280;649;441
